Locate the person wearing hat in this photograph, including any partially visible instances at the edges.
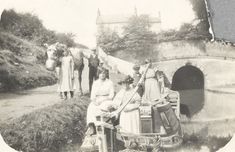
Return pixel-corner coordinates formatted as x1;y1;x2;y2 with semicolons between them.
132;64;144;97
113;75;141;134
85;68;114;135
88;48;100;93
142;59;161;104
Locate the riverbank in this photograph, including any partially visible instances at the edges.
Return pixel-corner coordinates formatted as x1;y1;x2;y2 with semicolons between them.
0;96;89;152
0;32;57;92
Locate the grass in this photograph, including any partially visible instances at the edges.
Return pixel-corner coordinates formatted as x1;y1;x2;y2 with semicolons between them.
0;96;89;152
0;32;57;91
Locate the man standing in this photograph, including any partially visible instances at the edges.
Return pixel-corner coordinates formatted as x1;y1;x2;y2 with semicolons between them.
88;49;100;93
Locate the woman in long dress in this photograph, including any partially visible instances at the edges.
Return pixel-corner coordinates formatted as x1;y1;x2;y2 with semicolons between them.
86;69;114;135
142;59;161;104
113;75;141;134
59;49;75;100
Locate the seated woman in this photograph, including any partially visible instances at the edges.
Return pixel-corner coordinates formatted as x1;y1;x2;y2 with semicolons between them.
113;76;141;134
86;69;114;135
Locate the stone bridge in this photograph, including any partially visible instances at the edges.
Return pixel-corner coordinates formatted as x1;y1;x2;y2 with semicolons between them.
154;56;235;88
152;56;235;120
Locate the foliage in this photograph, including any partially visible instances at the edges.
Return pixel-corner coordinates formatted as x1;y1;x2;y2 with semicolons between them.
97;25;122;54
121;15;157;55
0;32;57;91
0;9;77;47
0;97;89;152
97;14;157;56
156;23;210;43
188;0;211;38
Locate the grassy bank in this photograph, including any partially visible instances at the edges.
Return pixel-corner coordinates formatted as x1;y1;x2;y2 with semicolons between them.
0;32;57;92
0;96;89;152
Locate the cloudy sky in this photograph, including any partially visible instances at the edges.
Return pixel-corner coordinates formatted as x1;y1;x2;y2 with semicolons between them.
0;0;195;48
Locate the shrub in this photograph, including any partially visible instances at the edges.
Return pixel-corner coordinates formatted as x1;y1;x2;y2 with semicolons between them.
0;97;89;152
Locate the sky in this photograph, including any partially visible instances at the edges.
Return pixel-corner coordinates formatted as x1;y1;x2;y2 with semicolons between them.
0;0;195;48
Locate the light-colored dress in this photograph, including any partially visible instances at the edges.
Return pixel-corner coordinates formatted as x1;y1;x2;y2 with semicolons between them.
59;56;74;92
86;79;114;125
142;68;161;103
113;89;141;134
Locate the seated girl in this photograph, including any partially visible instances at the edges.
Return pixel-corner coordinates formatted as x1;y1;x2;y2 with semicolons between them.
86;69;114;135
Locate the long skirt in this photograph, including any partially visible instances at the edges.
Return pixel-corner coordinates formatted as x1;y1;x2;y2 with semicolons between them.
86;100;112;125
120;109;140;134
60;63;74;92
142;78;161;103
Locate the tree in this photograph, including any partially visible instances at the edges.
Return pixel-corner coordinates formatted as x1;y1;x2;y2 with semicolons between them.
188;0;211;38
0;9;77;48
97;25;121;54
122;15;157;56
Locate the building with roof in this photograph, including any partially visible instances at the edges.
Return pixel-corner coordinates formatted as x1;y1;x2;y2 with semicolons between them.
96;8;162;35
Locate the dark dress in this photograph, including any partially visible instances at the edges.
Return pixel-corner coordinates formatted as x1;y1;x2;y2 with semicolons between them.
88;55;99;92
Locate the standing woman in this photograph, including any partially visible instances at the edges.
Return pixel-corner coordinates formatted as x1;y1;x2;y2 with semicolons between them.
60;48;75;100
142;59;161;104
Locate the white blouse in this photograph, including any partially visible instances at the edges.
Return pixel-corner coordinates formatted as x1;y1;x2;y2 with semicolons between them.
90;79;114;102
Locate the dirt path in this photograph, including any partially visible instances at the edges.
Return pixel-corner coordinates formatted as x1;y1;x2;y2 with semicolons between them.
0;59;90;124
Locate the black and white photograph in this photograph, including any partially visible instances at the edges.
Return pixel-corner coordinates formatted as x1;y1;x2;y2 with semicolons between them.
0;0;235;151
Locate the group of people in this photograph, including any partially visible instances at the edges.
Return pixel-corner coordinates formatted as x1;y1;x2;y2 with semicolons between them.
46;43;106;100
47;44;166;134
86;59;166;135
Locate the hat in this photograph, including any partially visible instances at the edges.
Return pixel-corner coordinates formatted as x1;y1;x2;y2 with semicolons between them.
133;64;140;71
118;75;134;85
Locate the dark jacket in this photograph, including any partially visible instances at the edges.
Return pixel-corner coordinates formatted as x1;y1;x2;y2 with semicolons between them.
88;55;99;68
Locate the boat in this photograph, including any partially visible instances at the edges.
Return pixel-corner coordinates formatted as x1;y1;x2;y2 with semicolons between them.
80;64;183;152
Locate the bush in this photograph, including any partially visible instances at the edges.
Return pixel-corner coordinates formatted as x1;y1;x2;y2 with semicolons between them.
0;9;77;47
0;97;89;152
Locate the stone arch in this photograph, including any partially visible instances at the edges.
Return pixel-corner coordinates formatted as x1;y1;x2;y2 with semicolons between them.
171;65;205;117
